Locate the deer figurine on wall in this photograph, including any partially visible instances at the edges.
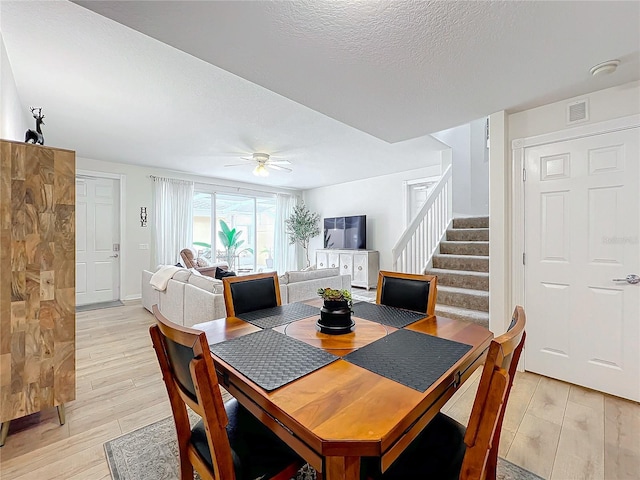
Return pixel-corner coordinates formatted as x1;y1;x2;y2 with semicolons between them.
25;107;45;145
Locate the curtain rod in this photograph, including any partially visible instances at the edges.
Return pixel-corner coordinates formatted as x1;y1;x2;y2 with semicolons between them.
148;174;299;197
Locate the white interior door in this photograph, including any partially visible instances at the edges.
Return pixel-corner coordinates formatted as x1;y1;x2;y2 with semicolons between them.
76;176;120;305
524;127;639;401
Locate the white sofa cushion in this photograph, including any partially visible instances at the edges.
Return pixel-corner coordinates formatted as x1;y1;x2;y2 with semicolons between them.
141;270;159;312
184;285;227;326
158;279;186;325
287;268;340;284
187;274;223;294
172;269;192;282
287;274;347;304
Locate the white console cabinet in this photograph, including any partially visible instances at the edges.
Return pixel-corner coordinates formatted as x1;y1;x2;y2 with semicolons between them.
316;249;380;290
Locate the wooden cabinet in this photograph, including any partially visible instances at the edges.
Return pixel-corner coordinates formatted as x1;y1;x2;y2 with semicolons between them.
316;249;379;290
0;140;76;443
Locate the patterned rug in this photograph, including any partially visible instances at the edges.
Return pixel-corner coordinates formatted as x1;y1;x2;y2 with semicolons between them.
104;408;543;480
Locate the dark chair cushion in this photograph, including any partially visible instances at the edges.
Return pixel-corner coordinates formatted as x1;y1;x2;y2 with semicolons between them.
191;398;300;480
215;267;237;279
380;276;431;313
362;412;466;480
229;277;278;315
164;336;197;401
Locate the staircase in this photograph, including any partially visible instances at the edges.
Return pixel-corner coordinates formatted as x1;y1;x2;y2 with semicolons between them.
426;216;489;328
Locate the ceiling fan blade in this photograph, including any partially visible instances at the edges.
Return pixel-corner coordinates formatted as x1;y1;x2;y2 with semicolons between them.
266;159;292;165
224;163;251;167
267;164;292;173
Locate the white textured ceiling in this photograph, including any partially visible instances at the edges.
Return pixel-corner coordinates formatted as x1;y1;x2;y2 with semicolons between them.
2;1;639;189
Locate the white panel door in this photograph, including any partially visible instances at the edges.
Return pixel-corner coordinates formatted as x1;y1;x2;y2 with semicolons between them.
524;128;639;401
76;176;120;305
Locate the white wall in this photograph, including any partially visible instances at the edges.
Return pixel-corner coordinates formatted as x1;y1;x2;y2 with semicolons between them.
0;33;28;141
509;81;640;140
77;157;299;300
488;110;509;335
432;118;489;216
470;118;489;215
303;162;442;272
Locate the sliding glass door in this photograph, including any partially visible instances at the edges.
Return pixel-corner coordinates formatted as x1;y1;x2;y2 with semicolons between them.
192;191;276;273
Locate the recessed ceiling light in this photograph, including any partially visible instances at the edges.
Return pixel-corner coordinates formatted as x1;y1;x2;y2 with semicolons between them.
590;60;620;76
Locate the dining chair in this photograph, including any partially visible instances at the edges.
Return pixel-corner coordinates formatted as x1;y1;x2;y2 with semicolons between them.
150;305;302;480
375;270;438;315
364;305;526;480
222;271;282;317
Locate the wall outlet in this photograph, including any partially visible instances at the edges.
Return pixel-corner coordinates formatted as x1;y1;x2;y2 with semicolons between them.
139;244;149;250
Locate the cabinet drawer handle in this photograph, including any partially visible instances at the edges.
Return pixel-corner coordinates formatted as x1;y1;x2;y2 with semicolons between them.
344;265;348;269
331;264;335;268
319;263;323;267
358;266;362;271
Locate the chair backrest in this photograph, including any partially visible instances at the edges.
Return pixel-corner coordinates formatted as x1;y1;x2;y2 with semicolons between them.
222;272;282;317
180;248;197;269
150;306;236;479
459;306;526;480
376;271;438;315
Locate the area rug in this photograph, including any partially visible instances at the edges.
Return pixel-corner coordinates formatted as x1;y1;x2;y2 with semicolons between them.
104;413;543;480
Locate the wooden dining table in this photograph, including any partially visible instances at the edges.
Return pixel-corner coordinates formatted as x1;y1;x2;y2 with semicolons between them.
194;299;492;480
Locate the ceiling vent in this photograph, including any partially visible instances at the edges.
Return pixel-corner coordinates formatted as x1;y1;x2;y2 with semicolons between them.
567;98;589;125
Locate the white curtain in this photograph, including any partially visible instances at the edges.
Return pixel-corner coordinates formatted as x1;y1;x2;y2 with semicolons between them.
274;194;298;274
151;176;194;267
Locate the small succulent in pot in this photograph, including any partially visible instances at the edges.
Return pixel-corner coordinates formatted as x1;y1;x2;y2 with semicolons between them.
317;288;352;308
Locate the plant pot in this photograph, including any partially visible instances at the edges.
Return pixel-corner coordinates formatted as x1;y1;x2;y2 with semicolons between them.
317;299;354;335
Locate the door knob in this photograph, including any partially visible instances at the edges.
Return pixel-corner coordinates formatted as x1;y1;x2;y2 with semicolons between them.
109;253;119;258
612;274;640;284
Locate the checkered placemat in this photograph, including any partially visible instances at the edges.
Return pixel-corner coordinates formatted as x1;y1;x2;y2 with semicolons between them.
344;329;472;392
236;303;319;329
351;302;425;328
210;329;338;391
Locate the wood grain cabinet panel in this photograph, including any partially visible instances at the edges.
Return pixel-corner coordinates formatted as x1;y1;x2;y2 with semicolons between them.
0;140;76;424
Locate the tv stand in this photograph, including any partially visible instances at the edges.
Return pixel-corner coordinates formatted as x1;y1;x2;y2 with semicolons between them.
316;249;380;290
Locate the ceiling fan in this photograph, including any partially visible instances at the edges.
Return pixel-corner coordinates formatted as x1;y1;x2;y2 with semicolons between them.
224;152;292;177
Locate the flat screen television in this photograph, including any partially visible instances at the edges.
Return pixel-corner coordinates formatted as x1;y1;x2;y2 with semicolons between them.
324;215;366;250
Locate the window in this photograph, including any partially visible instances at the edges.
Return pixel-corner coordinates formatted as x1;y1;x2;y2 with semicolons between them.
192;191;276;273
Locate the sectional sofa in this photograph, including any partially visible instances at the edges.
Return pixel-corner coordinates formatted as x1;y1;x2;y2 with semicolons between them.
141;267;351;327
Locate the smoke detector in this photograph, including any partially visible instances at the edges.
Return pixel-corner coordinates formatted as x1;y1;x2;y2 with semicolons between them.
590;60;620;76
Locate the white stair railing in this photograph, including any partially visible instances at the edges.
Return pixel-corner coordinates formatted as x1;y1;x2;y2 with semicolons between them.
392;164;453;273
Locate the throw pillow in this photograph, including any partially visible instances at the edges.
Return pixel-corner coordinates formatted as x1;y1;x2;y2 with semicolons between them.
215;267;237;279
196;257;209;267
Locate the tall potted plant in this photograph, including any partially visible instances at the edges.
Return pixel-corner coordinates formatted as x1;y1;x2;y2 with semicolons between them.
285;203;320;268
218;220;253;270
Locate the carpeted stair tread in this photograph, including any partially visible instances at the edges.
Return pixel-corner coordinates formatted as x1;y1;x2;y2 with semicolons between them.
432;254;489;273
440;241;489;256
446;227;489;242
437;285;489;312
426;268;489;291
452;216;489;229
435;304;489;328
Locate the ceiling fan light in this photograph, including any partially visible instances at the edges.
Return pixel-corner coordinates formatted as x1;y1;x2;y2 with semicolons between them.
253;164;269;177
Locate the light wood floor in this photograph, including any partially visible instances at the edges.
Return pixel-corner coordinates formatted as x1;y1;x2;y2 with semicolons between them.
0;303;638;479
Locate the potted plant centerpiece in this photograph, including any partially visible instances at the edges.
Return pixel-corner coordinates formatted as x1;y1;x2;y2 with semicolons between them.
316;288;354;334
